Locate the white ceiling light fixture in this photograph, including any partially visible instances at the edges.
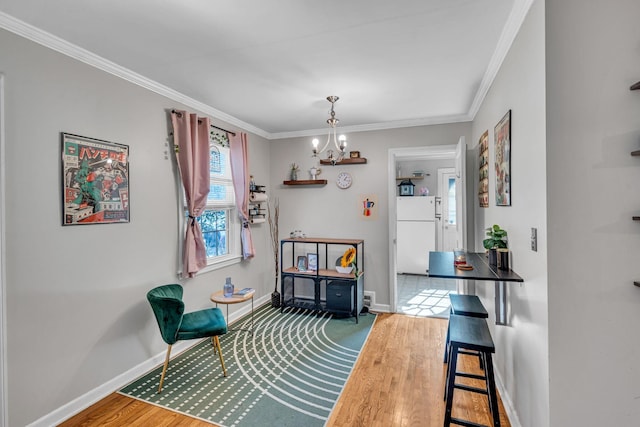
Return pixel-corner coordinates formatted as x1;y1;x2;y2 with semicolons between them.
311;96;347;165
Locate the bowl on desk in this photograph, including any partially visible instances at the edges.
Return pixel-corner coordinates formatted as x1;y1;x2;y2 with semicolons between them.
335;266;354;274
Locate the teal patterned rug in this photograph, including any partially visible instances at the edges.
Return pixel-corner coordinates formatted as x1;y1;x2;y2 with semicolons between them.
120;304;376;426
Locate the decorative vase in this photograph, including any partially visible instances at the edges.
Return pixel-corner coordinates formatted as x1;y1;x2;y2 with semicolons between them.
290;170;297;181
223;277;234;297
271;291;281;308
497;248;509;270
488;248;498;266
271;276;280;307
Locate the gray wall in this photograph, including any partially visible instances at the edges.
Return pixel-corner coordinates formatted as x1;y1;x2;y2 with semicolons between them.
546;0;640;425
269;124;471;308
0;28;271;426
471;1;548;425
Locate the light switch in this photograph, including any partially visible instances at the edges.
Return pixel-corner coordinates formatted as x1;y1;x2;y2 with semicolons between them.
531;228;537;252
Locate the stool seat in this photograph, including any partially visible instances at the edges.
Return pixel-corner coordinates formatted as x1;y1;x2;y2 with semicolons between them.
449;294;488;318
444;294;488;365
444;314;499;427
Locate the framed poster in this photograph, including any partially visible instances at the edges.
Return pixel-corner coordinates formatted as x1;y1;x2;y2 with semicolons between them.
61;133;130;225
494;110;511;206
478;130;489;208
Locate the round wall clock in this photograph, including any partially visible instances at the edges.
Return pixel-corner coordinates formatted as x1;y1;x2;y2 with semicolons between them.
336;172;353;189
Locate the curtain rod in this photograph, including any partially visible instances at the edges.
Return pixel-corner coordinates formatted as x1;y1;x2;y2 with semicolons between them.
171;110;237;136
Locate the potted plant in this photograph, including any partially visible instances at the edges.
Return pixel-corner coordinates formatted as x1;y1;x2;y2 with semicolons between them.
289;163;300;181
483;224;507;266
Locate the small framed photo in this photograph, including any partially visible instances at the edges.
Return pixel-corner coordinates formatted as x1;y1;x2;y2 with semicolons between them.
307;253;318;271
349;151;360;158
296;256;308;271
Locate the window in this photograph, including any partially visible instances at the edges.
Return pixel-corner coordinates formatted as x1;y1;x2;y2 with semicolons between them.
447;177;456;225
183;142;241;271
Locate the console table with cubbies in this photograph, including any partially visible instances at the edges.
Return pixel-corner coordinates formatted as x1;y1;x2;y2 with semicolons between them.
280;237;364;322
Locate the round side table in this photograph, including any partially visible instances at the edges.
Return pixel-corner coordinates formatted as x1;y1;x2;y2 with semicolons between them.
210;289;255;334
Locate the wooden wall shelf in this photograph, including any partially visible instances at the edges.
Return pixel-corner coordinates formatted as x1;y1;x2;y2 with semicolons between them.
631;150;640;157
631;81;640;91
319;158;367;166
633;216;640;221
395;176;425;180
635;281;640;287
283;179;327;186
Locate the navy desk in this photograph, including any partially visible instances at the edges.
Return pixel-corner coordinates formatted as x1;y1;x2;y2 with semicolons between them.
428;251;523;325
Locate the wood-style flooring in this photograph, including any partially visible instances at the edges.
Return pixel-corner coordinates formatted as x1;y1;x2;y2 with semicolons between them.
59;313;511;427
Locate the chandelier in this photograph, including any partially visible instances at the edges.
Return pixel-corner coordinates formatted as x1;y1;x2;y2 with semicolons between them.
311;96;347;164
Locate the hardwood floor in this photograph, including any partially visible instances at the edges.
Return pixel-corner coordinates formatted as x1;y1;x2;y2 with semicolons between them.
59;313;511;427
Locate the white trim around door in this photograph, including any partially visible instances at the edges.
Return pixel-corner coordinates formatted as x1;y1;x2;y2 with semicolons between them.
387;144;458;313
0;73;8;427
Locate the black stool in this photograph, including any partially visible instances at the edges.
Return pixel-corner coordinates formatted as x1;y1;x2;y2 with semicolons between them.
443;314;500;427
444;294;489;364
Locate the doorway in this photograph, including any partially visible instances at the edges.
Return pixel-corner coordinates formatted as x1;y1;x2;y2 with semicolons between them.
388;138;467;316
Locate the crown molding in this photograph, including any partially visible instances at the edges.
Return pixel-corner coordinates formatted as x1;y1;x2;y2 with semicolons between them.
0;12;270;139
467;0;535;119
268;113;472;140
0;0;532;143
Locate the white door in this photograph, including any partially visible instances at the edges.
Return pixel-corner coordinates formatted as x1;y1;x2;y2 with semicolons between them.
438;168;458;251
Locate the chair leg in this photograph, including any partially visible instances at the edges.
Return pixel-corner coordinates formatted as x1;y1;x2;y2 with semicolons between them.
211;336;218;354
158;344;172;394
213;335;227;377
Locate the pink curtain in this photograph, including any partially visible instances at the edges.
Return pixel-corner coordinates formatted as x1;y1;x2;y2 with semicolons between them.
171;110;211;277
229;132;255;259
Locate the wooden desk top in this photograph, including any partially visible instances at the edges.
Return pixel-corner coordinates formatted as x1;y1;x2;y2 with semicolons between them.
210;289;255;304
428;251;523;282
281;237;364;245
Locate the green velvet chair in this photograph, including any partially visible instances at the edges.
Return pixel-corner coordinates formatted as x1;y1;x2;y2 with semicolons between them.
147;284;228;393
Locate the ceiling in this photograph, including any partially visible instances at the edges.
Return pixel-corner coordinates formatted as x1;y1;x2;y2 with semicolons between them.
0;0;531;139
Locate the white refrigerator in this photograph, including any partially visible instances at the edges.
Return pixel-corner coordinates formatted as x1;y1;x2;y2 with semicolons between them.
396;196;436;275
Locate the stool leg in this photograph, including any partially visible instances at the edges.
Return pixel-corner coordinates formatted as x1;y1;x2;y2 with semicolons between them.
484;353;500;427
443;341;452;401
444;323;451;363
443;344;458;426
443;307;452;363
481;352;494;417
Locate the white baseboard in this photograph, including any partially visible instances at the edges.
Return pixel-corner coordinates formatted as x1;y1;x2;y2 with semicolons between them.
493;365;522;427
27;294;269;427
